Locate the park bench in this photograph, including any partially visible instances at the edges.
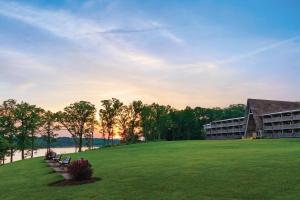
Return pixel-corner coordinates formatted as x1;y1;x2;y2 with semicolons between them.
47;152;56;160
59;156;71;167
53;154;62;162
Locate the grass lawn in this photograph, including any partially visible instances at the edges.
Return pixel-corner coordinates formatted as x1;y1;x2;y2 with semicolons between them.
1;139;300;200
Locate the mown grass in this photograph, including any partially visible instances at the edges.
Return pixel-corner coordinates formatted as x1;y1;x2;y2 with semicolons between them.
1;139;300;200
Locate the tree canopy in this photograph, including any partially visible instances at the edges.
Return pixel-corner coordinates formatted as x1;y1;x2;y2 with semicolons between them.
57;101;96;152
0;98;245;163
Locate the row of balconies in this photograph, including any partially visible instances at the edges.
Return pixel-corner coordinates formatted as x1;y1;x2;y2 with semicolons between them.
210;122;245;128
206;128;245;135
263;115;300;123
263;130;300;134
209;125;245;130
263;123;300;130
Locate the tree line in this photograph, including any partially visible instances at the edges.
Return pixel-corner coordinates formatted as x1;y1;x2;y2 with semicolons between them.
0;98;245;164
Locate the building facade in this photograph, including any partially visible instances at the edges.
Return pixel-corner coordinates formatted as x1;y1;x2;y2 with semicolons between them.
204;99;300;139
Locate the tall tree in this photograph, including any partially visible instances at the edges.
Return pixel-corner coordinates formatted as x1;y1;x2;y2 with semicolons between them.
0;136;9;165
58;101;96;152
140;103;173;141
40;111;60;153
127;100;143;143
0;99;17;163
141;105;156;141
85;118;98;150
99;98;123;145
29;108;44;158
99;117;108;145
14;102;43;160
153;104;172;140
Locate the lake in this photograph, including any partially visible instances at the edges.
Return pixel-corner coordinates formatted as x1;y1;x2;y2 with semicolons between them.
3;147;95;164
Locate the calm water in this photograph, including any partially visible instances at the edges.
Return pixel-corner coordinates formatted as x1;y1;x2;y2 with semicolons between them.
3;147;93;164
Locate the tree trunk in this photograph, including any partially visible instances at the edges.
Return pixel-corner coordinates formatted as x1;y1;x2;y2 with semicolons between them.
10;148;13;163
47;130;50;153
79;134;82;152
21;149;24;160
71;135;78;152
47;135;50;153
31;136;34;158
91;132;94;150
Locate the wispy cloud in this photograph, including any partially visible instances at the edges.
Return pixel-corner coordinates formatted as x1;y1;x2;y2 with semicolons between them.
159;29;184;44
1;0;299;109
181;35;300;72
79;27;167;35
217;35;300;65
0;1;167;68
0;48;54;72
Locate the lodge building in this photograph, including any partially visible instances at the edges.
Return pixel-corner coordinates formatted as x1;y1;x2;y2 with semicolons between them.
204;99;300;139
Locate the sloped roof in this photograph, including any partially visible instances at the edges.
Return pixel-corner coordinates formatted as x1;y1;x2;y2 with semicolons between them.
247;99;300;116
246;99;300;132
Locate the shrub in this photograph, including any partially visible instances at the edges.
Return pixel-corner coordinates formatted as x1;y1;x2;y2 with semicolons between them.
68;158;93;181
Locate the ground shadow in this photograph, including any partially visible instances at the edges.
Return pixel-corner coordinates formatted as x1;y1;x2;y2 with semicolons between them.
49;177;101;187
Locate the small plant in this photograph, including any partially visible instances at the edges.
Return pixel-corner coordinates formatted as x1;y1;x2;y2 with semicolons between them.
68;158;93;181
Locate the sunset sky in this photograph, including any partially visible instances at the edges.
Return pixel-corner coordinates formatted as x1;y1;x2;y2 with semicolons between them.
1;0;300;112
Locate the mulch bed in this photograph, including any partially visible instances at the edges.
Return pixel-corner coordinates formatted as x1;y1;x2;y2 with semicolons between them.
49;177;101;187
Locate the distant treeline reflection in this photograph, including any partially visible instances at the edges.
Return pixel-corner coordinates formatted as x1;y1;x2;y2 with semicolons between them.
35;137;120;148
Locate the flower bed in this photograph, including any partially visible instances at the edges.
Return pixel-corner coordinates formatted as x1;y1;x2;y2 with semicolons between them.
67;158;93;181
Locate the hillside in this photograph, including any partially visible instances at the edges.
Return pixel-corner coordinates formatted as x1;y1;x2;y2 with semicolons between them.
1;140;300;200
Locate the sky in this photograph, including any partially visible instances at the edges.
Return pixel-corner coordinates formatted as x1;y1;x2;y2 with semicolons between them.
1;0;300;112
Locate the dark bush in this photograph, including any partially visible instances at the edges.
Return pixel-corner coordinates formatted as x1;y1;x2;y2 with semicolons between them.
68;158;93;181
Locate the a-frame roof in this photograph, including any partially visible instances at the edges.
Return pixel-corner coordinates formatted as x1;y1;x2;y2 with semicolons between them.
247;99;300;116
245;99;300;133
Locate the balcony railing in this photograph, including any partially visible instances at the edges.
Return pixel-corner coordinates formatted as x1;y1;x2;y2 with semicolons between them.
294;124;300;129
209;129;243;134
211;122;245;129
264;123;300;130
263;126;273;131
293;115;300;120
263;115;300;123
263;118;274;123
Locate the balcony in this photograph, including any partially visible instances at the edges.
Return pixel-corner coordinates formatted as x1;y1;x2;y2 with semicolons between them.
264;124;300;130
282;124;294;130
264;126;273;131
293;115;300;120
263;114;300;123
211;122;245;129
294;123;300;129
263;118;273;123
272;125;283;130
227;128;244;133
263;116;300;123
272;124;294;130
282;116;294;121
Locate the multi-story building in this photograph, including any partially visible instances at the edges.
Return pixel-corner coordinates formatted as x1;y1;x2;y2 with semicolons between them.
204;117;245;139
204;99;300;139
262;109;300;138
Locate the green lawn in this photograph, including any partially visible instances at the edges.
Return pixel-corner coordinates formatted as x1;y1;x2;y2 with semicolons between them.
1;139;300;200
